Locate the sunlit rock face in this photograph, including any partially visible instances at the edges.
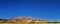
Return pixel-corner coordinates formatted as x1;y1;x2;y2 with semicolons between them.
7;16;47;22
0;16;47;22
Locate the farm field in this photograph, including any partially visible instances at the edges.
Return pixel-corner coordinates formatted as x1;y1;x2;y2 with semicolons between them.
0;22;60;24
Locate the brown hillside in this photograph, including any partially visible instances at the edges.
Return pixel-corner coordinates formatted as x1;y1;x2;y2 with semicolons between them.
0;16;47;22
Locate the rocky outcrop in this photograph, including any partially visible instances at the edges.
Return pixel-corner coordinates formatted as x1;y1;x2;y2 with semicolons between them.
7;16;47;22
0;16;47;22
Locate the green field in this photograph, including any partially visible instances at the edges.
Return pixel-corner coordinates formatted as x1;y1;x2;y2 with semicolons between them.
0;22;60;24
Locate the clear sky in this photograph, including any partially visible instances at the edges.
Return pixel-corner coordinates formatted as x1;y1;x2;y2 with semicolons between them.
0;0;60;22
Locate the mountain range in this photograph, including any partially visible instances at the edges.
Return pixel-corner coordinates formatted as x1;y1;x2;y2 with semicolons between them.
0;16;47;22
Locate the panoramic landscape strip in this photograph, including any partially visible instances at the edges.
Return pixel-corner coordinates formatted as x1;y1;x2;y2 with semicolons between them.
0;22;60;24
0;16;60;24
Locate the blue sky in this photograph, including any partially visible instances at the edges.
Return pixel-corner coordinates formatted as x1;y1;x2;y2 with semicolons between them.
0;0;60;22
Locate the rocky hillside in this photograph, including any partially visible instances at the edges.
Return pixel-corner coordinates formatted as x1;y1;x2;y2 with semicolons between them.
0;16;47;22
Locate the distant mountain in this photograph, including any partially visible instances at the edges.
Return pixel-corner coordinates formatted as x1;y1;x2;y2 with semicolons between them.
0;19;7;22
0;16;47;22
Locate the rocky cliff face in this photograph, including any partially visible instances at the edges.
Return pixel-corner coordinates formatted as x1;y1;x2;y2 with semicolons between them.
0;16;47;22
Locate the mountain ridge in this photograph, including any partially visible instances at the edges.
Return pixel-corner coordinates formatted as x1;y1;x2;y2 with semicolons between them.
0;16;47;22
